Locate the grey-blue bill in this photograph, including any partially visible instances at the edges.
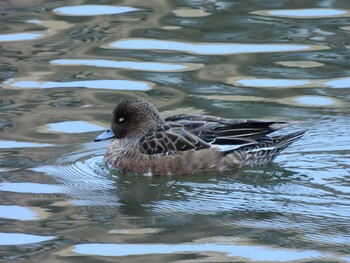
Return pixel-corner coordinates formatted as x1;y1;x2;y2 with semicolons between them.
94;128;116;142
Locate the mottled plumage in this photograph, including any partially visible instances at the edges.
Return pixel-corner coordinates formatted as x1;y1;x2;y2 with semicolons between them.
95;99;306;175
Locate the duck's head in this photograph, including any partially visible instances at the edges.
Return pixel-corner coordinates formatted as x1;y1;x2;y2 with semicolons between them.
94;99;162;141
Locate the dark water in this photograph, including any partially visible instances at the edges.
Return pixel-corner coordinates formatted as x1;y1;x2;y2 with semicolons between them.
1;0;350;262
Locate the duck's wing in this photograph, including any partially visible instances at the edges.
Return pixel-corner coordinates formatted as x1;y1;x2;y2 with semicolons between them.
139;122;211;156
165;114;289;146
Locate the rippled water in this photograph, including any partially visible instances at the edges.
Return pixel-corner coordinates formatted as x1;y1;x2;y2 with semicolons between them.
1;0;350;262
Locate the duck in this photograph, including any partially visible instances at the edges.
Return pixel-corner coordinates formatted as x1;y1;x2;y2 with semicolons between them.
94;99;306;176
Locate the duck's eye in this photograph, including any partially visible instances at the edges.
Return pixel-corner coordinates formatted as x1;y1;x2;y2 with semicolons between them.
118;117;125;123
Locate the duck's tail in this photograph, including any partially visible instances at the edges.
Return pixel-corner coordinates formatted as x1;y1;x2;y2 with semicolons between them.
224;129;307;167
265;129;306;151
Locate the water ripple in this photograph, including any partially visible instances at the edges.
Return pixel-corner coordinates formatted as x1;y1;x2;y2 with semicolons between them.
105;38;328;55
29;143;119;206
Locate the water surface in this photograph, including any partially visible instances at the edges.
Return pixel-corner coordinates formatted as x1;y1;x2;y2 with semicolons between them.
0;1;349;262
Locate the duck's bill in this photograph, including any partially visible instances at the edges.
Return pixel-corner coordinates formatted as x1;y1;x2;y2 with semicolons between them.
94;128;116;142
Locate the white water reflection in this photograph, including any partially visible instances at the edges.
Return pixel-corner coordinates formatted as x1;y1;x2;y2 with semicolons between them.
0;140;53;149
4;79;153;91
233;78;312;88
162;26;182;30
0;205;37;221
105;38;328;55
227;76;350;89
46;121;105;134
173;8;212;17
0;32;45;42
0;19;66;43
108;228;163;235
253;8;350;18
198;94;342;108
275;61;324;68
279;95;342;108
70;242;346;261
0;233;54;246
53;5;139;16
290;96;338;107
51;59;203;72
0;183;64;194
325;77;350;88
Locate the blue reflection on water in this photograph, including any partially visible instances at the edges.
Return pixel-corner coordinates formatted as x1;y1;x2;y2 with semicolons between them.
0;140;53;149
6;80;152;91
0;205;37;221
236;79;311;87
47;121;105;134
53;5;139;16
51;59;200;72
0;32;44;42
292;96;336;106
0;183;64;194
0;232;54;245
73;243;336;261
107;39;328;55
268;9;348;17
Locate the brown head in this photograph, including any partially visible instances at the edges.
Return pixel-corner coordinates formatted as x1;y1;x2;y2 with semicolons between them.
110;99;163;139
95;99;163;142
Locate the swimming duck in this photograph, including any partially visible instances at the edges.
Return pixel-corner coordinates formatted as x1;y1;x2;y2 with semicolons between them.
95;99;305;175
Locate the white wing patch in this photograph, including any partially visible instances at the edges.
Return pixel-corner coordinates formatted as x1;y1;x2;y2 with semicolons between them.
214;143;253;152
246;146;276;153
